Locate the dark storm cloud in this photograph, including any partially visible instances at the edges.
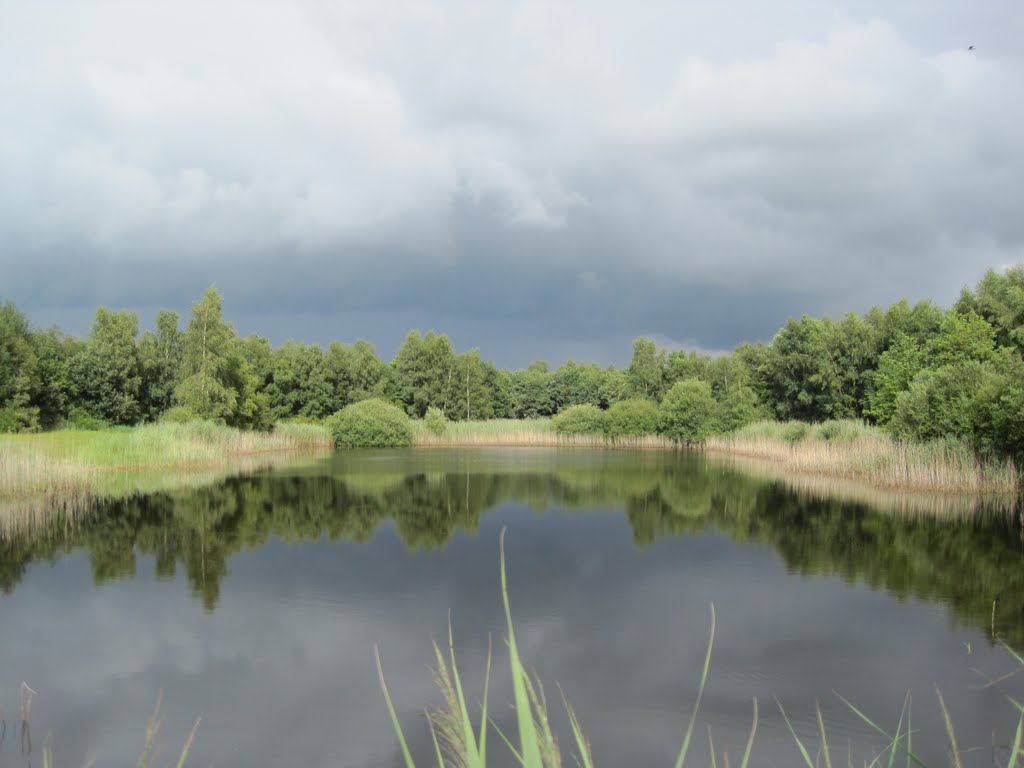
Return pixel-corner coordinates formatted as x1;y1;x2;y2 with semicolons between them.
1;1;1022;366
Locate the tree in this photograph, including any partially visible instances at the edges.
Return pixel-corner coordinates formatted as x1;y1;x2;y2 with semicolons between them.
450;349;493;421
0;301;39;431
174;286;266;427
956;265;1024;354
867;334;924;425
70;307;143;425
139;310;182;419
658;379;719;445
388;331;458;417
626;338;665;400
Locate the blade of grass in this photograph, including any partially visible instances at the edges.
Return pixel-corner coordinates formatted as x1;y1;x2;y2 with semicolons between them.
935;687;962;768
375;644;417;768
174;717;201;768
833;692;927;768
446;617;485;768
739;698;758;768
708;725;718;768
1006;710;1023;768
884;693;907;768
427;712;448;768
776;696;815;768
816;701;833;768
559;686;594;768
673;603;716;768
500;528;544;768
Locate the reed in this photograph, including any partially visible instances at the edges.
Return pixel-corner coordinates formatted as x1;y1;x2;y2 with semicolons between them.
0;421;332;536
411;419;675;450
706;420;1019;494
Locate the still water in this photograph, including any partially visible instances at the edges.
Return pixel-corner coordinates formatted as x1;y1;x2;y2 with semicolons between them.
1;448;1023;767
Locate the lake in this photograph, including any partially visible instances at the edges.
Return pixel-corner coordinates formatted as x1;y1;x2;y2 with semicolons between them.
1;448;1022;767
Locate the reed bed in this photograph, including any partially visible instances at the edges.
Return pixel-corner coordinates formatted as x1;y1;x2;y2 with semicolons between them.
707;420;1019;494
0;421;332;538
412;418;675;449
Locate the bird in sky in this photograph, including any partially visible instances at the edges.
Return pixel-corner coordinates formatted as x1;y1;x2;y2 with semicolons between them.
968;45;975;50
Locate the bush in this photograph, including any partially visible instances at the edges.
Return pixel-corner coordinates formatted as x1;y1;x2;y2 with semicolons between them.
424;407;448;436
65;406;110;431
658;379;719;445
0;403;39;433
160;406;200;424
552;404;607;435
327;398;413;448
782;421;810;444
603;399;659;438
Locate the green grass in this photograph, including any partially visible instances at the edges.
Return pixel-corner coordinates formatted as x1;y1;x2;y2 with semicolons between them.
377;530;756;768
0;420;332;537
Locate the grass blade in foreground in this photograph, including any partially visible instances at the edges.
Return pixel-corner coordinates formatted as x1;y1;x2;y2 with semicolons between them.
375;644;417;768
500;528;545;768
673;603;715;768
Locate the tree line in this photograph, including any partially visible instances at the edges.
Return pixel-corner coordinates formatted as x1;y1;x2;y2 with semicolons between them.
1;265;1023;458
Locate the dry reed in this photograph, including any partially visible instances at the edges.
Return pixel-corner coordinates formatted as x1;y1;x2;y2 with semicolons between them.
706;421;1019;494
412;419;676;450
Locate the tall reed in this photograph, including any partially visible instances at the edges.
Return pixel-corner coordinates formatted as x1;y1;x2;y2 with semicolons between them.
707;420;1018;493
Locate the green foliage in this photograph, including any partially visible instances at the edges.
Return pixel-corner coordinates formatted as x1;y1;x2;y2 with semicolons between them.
956;264;1024;354
927;309;999;367
604;398;659;438
867;333;924;424
69;307;143;425
889;362;990;444
328;398;414;447
552;404;607;435
138;310;182;420
425;406;448;436
626;338;665;399
658;379;719;445
65;405;111;431
160;406;199;424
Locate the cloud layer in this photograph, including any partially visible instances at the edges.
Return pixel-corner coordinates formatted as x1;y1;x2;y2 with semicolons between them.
2;1;1022;364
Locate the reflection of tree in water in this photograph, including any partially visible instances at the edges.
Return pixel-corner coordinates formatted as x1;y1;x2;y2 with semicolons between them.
1;455;1022;644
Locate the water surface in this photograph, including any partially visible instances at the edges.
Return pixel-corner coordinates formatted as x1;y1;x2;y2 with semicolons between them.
1;448;1022;767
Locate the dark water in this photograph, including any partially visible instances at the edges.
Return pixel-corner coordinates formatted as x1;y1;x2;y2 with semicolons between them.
1;448;1023;767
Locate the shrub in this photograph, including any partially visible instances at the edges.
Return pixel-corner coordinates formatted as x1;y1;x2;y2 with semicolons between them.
160;406;199;424
65;406;110;431
327;398;413;448
424;407;448;436
782;421;810;444
658;379;719;445
603;399;659;438
552;404;607;435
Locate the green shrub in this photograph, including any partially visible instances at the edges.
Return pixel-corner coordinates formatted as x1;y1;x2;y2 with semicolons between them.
658;379;719;445
65;406;110;431
815;419;866;443
0;403;39;433
327;398;413;448
603;399;659;438
782;421;810;444
160;406;199;424
552;404;607;435
424;407;448;436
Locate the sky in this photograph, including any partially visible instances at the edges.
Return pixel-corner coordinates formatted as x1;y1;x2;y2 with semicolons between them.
2;0;1022;368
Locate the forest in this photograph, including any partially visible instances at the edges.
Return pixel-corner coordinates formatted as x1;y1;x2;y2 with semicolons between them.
1;264;1023;461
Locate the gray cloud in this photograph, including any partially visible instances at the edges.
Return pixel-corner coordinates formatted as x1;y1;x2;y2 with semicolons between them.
1;1;1022;366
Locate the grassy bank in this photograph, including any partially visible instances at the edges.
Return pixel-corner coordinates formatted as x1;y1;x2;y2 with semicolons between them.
411;417;1018;493
706;420;1019;493
411;418;674;449
0;421;332;536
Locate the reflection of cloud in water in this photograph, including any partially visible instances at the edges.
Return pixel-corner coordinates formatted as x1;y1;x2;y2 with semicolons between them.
2;450;1023;766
